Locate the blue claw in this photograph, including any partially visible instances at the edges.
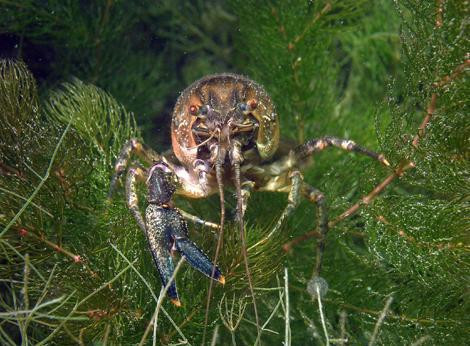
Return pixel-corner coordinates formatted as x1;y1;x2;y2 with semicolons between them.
175;237;224;284
144;205;180;303
152;246;178;303
144;164;224;306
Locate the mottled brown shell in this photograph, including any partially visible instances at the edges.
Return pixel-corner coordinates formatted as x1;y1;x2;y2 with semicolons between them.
171;73;279;166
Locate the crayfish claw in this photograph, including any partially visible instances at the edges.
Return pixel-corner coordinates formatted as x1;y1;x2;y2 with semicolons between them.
146;203;223;305
148;241;179;302
141;161;224;305
171;298;182;307
174;237;224;283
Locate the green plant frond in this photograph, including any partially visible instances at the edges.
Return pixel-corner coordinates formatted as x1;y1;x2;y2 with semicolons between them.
46;78;138;167
0;60;42;166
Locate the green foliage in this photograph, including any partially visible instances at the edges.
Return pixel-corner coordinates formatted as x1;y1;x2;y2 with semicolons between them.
0;0;468;344
0;0;235;148
0;60;284;344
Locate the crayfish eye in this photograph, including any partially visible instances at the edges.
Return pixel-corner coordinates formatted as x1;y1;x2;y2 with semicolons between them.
199;105;209;116
189;105;198;115
238;103;248;112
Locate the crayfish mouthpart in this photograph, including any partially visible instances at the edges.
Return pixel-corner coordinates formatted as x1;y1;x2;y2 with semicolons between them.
171;298;182;307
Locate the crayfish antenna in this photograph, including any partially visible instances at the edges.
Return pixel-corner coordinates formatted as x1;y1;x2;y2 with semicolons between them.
232;142;261;339
202;146;227;344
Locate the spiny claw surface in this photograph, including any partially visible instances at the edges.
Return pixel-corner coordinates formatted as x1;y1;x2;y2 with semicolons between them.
145;204;222;304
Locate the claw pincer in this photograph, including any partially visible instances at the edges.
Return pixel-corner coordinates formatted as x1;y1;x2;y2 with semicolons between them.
145;162;224;306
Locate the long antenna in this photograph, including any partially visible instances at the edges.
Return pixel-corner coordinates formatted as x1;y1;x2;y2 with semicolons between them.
202;145;226;345
233;144;261;339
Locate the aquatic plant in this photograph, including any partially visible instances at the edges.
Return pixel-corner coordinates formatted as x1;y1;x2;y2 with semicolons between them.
0;1;467;344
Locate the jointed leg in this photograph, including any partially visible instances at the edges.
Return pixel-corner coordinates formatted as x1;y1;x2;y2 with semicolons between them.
250;171;303;249
228;180;255;222
302;184;328;277
294;136;389;166
232;180;255;223
292;137;388;274
271;171;303;234
125;164;147;234
178;209;220;231
240;181;255;220
109;138;161;198
260;138;388;183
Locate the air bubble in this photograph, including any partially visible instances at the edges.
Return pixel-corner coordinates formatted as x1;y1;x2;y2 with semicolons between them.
307;276;328;299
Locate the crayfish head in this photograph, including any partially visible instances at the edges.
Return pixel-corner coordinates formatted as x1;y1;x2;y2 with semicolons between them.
171;73;279;172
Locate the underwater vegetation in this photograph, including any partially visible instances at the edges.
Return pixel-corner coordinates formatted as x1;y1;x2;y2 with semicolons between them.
0;1;468;344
